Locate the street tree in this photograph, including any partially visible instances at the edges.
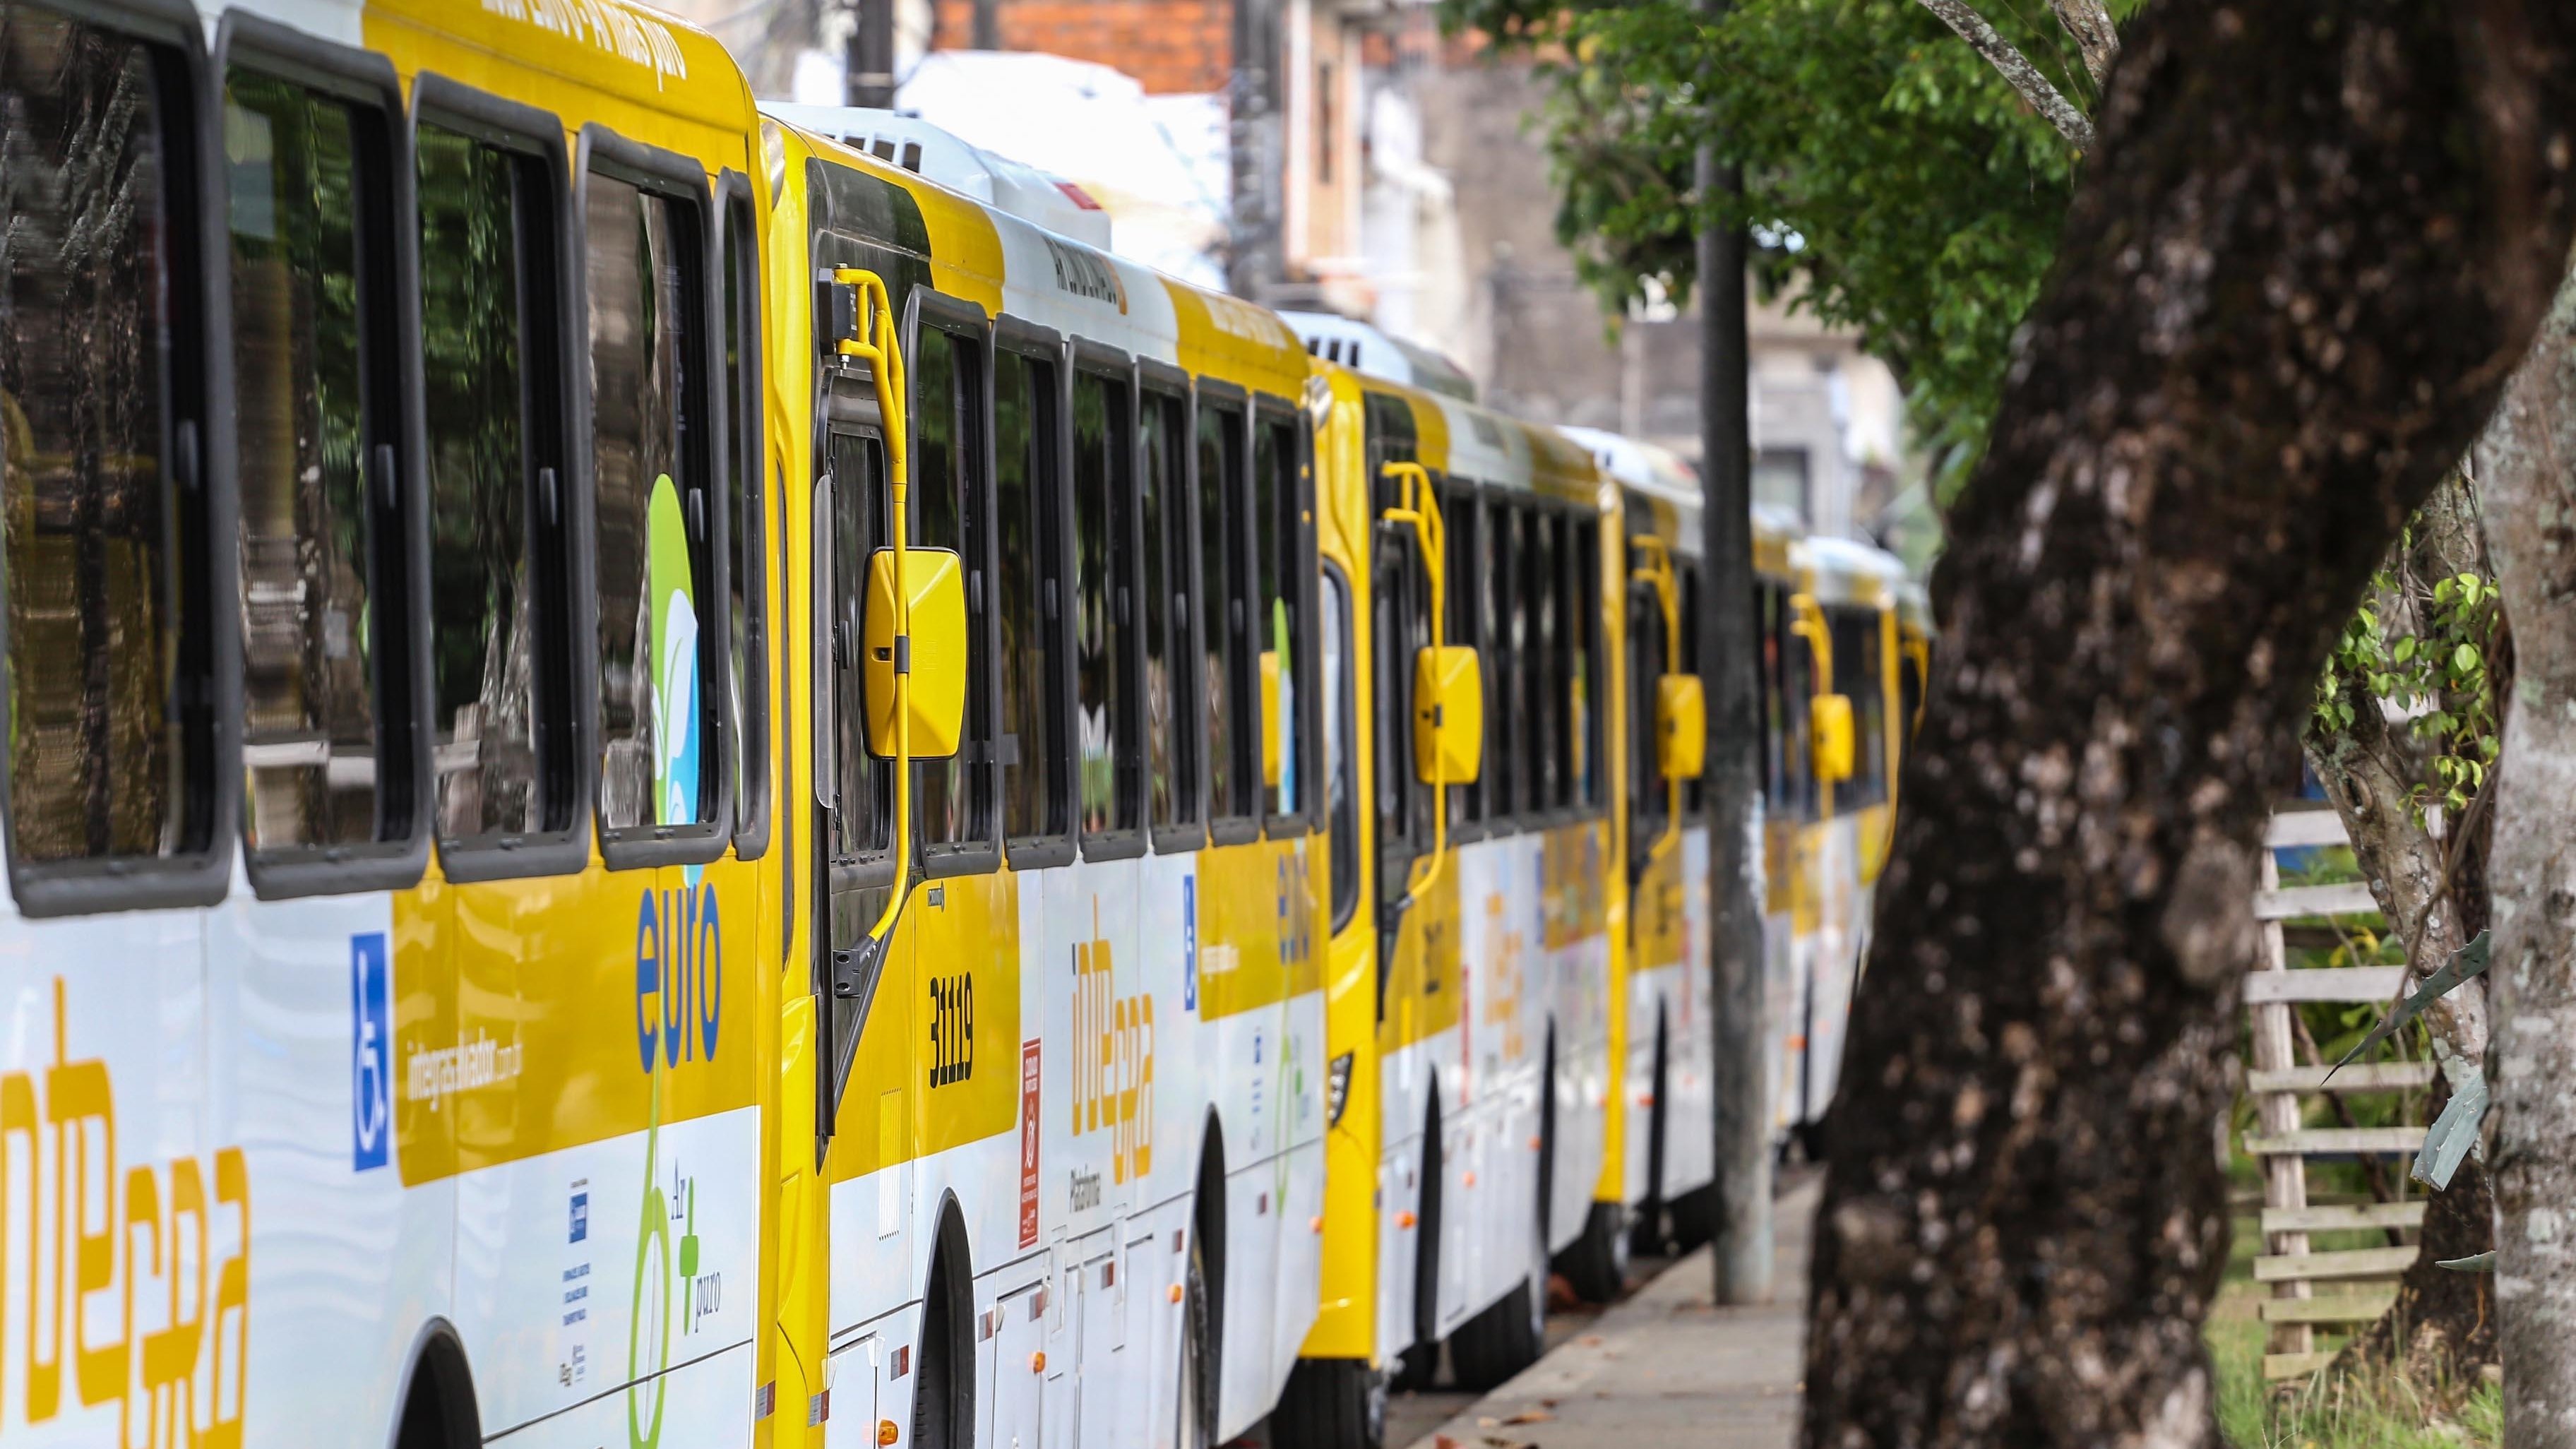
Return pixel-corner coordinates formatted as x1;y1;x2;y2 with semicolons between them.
1801;7;2576;1448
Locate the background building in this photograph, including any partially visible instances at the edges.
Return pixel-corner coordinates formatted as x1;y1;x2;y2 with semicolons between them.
664;0;1936;564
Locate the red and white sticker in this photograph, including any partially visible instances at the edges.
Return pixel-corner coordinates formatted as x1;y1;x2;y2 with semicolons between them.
1018;1040;1042;1248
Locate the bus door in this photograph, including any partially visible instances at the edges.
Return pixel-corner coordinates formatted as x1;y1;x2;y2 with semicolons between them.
814;376;905;1164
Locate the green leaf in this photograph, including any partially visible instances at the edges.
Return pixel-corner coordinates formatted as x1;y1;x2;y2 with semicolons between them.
2392;636;2417;663
2438;1252;2496;1272
2329;930;2492;1077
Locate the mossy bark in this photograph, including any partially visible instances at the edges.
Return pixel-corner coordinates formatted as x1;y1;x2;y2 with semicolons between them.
1800;2;2576;1443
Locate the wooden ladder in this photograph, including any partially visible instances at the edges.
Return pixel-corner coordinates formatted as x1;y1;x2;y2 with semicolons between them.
2243;805;2431;1378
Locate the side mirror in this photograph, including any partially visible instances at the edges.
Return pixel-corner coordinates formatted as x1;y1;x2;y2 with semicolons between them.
1811;692;1855;783
864;547;968;759
1413;645;1483;785
1657;674;1706;781
1260;648;1284;789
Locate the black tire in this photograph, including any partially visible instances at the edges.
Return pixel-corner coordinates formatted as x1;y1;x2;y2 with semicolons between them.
1630;1021;1672;1258
911;1213;973;1449
1666;1181;1716;1253
1178;1234;1218;1449
1270;1358;1388;1449
911;1282;957;1449
1557;1198;1630;1304
1448;1202;1547;1392
1389;1092;1444;1393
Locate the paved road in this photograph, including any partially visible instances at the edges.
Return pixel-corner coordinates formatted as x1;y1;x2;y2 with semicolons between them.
1396;1174;1819;1449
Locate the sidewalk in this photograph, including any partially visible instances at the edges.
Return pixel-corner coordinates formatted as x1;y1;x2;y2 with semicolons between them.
1402;1175;1820;1449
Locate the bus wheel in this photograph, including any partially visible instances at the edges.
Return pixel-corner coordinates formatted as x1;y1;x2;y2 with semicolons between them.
1270;1358;1387;1449
1666;1182;1717;1253
911;1224;971;1449
1448;1195;1547;1391
1558;1200;1630;1304
1177;1231;1219;1449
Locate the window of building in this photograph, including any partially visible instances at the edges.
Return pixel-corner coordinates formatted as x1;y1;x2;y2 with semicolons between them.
586;169;720;839
997;346;1067;845
1753;448;1811;525
1072;366;1138;838
229;72;416;859
0;13;214;871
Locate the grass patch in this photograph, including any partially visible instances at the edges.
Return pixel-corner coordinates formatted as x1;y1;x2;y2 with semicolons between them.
2210;1313;2500;1448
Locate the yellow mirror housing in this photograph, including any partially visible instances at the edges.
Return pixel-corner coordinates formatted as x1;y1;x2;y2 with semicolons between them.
1811;692;1856;783
1413;645;1483;785
1657;674;1706;781
864;546;968;759
1260;649;1284;789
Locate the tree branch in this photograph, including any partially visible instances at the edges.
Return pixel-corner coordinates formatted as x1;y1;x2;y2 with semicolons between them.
1916;0;2096;150
2049;0;2120;90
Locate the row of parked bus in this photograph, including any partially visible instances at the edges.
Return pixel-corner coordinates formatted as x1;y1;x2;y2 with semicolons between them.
0;1;1924;1446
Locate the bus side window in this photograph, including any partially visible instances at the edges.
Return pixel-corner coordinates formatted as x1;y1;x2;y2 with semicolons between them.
824;429;889;861
1256;403;1312;829
1573;516;1602;812
1445;487;1480;828
229;68;419;876
997;345;1068;849
1479;491;1511;825
0;13;220;893
914;321;996;860
418;108;579;872
585;167;725;852
1141;387;1196;835
1678;560;1703;820
1196;399;1254;826
1071;365;1139;840
723;188;770;857
1323;564;1359;932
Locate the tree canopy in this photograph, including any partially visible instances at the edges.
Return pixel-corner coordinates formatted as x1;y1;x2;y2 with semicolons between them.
1442;0;2137;480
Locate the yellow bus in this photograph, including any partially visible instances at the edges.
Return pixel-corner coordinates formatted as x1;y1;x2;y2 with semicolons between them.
0;1;1902;1443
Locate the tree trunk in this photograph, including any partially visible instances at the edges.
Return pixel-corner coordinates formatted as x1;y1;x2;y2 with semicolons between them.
1799;3;2576;1444
2467;267;2576;1447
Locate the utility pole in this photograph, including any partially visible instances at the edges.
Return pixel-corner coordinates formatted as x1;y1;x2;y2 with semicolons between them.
845;0;896;109
1698;0;1772;1306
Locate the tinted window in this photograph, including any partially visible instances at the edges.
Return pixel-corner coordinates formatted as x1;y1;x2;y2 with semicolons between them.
1525;511;1560;811
1072;369;1135;835
1256;410;1307;823
1324;566;1356;929
229;74;407;854
586;172;716;833
1678;560;1703;818
996;348;1063;840
419;125;567;843
1831;604;1887;809
914;325;993;849
1197;403;1251;820
826;429;888;857
1444;488;1477;827
1141;389;1193;830
0;14;206;865
1490;504;1519;822
1573;518;1601;810
724;195;767;848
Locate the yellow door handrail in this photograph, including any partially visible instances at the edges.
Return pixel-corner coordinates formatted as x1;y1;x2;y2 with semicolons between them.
1627;532;1685;871
1381;460;1452;900
834;267;914;956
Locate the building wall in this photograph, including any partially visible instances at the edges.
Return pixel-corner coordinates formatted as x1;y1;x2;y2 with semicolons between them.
926;0;1235;93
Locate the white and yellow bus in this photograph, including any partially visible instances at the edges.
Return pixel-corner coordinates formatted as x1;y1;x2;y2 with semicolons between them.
0;2;1900;1445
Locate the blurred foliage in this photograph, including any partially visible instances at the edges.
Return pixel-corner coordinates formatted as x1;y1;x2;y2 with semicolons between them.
1438;0;2146;489
2315;560;2501;818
